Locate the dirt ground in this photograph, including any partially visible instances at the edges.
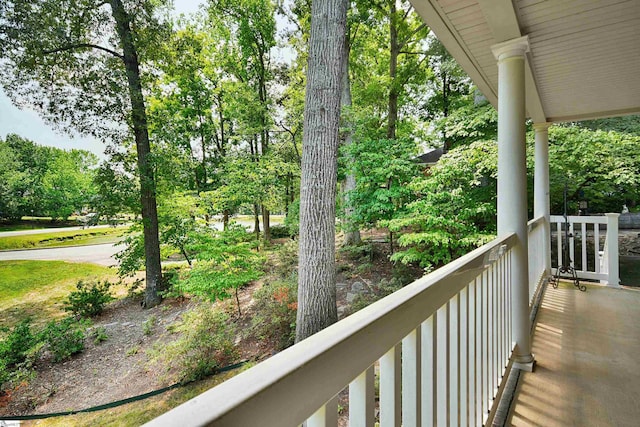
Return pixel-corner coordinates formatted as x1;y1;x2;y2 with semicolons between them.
0;232;420;420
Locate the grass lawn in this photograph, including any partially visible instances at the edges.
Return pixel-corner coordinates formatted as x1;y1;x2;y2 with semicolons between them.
0;260;117;328
0;227;127;251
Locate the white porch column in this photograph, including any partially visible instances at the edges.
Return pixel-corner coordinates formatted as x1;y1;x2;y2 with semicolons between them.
491;36;534;371
533;123;552;276
605;213;620;288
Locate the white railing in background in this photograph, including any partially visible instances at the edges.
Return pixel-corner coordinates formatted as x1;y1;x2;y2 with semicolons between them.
550;213;620;287
527;216;548;303
146;234;518;427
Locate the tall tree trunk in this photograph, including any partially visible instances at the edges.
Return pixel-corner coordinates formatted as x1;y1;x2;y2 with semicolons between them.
296;0;348;343
442;72;451;152
110;0;162;308
223;209;229;230
340;29;361;246
250;137;262;240
253;203;261;240
258;55;271;242
261;205;271;240
387;0;399;140
387;178;394;254
199;116;207;190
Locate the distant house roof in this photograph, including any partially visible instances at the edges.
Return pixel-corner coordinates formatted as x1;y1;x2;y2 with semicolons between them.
416;147;444;166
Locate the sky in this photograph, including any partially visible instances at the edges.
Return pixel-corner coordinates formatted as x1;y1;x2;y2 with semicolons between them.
0;0;205;159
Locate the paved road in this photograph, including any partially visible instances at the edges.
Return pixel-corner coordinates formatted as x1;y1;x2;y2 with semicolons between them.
0;216;284;266
0;242;124;266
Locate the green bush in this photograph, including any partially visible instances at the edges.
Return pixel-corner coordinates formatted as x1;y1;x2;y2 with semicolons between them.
177;226;264;316
162;304;237;384
0;319;40;389
250;279;298;350
0;319;38;368
42;317;88;362
63;280;114;318
269;224;292;239
91;326;108;345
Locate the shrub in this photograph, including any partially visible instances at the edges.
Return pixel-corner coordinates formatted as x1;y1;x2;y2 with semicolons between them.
0;319;38;368
42;317;88;362
142;316;156;336
162;304;237;384
0;319;40;389
91;327;108;345
63;280;114;318
177;226;265;316
251;280;298;350
269;224;292;239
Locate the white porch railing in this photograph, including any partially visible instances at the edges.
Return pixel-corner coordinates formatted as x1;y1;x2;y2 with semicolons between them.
550;213;620;287
146;233;520;427
527;215;548;303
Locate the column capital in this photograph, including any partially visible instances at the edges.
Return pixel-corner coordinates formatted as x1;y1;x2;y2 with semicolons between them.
532;122;551;132
491;35;530;61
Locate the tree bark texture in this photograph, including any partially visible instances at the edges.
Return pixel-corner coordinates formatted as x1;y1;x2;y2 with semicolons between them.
253;203;261;239
340;30;361;246
259;51;271;241
295;0;348;343
110;0;163;308
387;0;399;140
262;205;271;240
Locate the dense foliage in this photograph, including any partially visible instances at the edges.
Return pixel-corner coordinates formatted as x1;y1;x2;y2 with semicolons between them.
173;225;265;316
0;134;97;220
389;140;498;270
547;125;640;214
1;0;638;337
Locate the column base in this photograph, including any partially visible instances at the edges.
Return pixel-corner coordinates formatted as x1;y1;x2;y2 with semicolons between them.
513;355;535;372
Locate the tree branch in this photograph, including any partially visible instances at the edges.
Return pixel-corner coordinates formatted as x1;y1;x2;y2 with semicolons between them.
398;55;429;86
401;4;414;22
398;23;428;50
42;43;124;59
398;50;427;55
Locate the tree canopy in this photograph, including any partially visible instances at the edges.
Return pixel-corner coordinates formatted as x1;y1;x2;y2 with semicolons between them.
1;0;638;332
0;134;97;220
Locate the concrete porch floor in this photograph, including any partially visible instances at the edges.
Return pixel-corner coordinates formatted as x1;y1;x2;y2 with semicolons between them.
507;282;640;426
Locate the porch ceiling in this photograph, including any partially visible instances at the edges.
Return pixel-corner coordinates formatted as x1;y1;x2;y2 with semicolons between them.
411;0;640;123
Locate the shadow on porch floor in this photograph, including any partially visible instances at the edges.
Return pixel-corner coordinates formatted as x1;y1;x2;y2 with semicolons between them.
508;282;640;426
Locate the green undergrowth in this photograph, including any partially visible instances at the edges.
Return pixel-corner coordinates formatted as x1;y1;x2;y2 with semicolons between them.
0;260;116;328
0;227;126;251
